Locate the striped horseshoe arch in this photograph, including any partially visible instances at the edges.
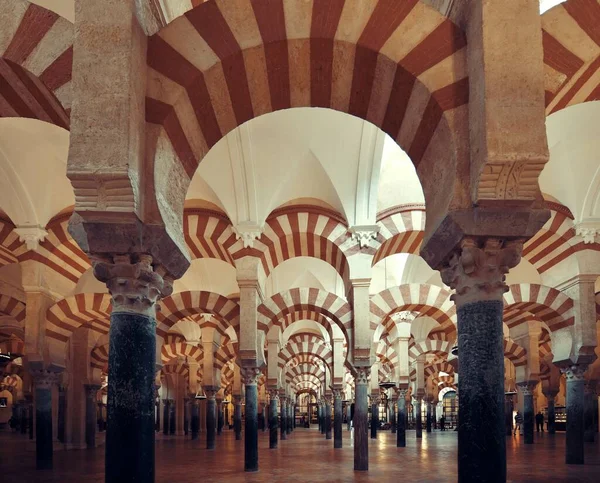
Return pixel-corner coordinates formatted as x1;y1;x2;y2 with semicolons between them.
503;284;575;332
279;334;334;370
0;294;26;324
257;288;352;343
542;0;600;114
184;209;236;265
370;283;456;337
157;291;240;339
408;338;451;359
146;0;469;217
373;205;426;265
90;343;109;371
161;341;203;365
0;218;20;268
503;338;527;367
46;293;112;343
0;0;72;128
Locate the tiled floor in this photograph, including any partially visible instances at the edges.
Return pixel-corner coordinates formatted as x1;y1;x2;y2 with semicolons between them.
1;428;599;482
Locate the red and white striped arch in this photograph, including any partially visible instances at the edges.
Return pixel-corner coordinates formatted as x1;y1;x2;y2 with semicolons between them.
146;0;469;203
0;294;26;324
0;0;72;128
90;343;109;371
279;333;334;370
503;338;527;367
370;284;456;337
373;205;426;265
503;284;574;331
184;209;236;265
408;338;450;359
542;0;600;114
522;205;576;274
424;360;455;380
161;341;203;365
0;374;20;390
162;362;190;378
0;218;20;268
46;293;112;343
214;341;237;370
157;291;240;338
257;288;352;343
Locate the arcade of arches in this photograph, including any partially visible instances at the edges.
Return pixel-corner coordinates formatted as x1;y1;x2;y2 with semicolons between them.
0;0;600;482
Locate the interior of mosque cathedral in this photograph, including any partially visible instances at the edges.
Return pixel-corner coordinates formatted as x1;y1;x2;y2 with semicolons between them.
1;0;600;482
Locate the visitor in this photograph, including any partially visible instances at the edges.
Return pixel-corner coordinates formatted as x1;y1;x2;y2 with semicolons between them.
440;415;446;431
536;411;544;432
514;411;523;436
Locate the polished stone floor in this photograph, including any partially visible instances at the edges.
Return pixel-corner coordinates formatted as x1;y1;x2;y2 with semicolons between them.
1;428;599;482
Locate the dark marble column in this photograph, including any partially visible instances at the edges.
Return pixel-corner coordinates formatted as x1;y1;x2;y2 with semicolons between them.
426;401;432;433
280;397;287;441
268;391;278;449
584;382;597;443
19;399;28;435
85;384;101;448
546;394;556;434
518;382;537;444
32;370;59;470
397;390;407;447
325;398;332;440
162;399;170;435
505;395;514;436
370;394;379;439
333;390;343;448
415;397;423;439
217;399;224;435
27;396;34;440
318;402;324;434
169;399;176;435
191;399;199;440
234;396;242;441
563;365;587;464
242;368;260;472
57;387;66;442
184;398;189;436
390;399;397;434
206;390;217;449
288;401;293;434
354;367;369;471
155;400;160;432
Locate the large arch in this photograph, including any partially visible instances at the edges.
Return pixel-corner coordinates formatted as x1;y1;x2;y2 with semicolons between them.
146;0;472;243
373;205;426;265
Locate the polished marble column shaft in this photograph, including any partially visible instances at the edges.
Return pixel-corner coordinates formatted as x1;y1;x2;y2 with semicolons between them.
564;366;586;464
269;394;278;449
397;392;407;448
334;392;343;449
354;369;369;471
206;394;216;450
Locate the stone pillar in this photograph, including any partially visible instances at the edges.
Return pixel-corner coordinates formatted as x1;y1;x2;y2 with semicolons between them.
280;397;287;441
169;399;176;435
390;398;397;434
333;389;343;449
184;398;189;436
440;239;523;482
162;399;170;435
370;394;379;439
517;382;536;444
20;399;28;435
32;370;60;470
325;398;332;440
206;390;217;449
288;400;293;434
191;399;199;440
546;394;556;435
93;255;172;483
85;384;101;448
155;392;160;432
268;391;278;449
426;400;432;433
584;381;597;443
505;394;514;436
234;395;242;441
561;366;586;464
27;395;33;440
318;402;323;434
415;397;423;439
242;368;261;472
57;386;66;443
217;399;224;435
354;367;369;471
397;389;407;447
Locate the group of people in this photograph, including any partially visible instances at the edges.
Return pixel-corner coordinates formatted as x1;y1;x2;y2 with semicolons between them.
513;411;546;435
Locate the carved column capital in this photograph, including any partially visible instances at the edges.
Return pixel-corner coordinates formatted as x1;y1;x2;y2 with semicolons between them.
332;389;343;400
84;384;102;398
516;381;538;396
371;394;381;405
355;367;370;385
233;395;242;404
30;369;60;390
268;389;279;401
240;367;262;386
440;237;524;307
205;388;218;400
92;254;172;317
560;364;587;381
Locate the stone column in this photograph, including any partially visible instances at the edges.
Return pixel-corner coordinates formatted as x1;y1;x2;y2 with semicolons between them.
546;393;556;435
584;381;597;443
333;389;343;449
390;398;397;434
517;382;537;444
441;239;523;482
318;402;323;434
27;395;34;440
505;394;514;436
155;391;160;432
280;397;287;441
57;386;66;443
169;399;176;435
184;398;189;436
426;400;432;433
191;398;200;440
94;255;170;483
397;389;407;447
268;391;278;449
85;384;101;448
415;396;423;439
234;395;242;441
162;399;170;435
206;389;217;449
217;398;224;435
370;394;379;439
354;367;369;471
242;368;261;472
288;400;293;434
31;370;60;470
562;365;587;464
324;398;331;440
20;399;28;435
